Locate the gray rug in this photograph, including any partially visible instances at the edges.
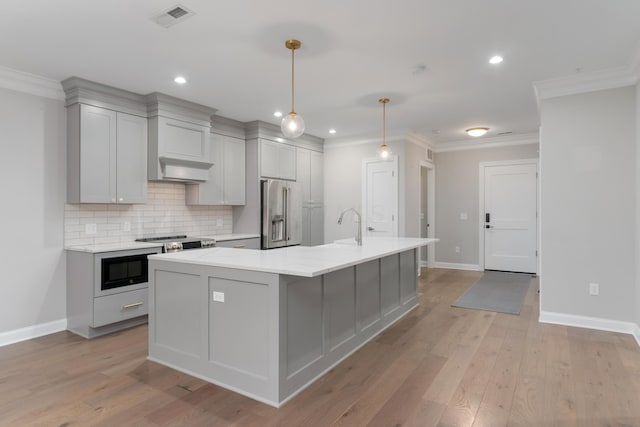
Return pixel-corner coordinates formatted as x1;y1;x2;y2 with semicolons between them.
452;271;532;315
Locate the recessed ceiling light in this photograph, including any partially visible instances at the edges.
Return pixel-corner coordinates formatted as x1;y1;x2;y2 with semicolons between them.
273;111;283;118
174;76;187;84
466;127;489;137
489;55;503;65
329;129;336;134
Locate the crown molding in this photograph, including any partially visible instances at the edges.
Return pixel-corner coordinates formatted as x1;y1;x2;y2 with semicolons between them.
406;132;435;151
534;43;640;101
0;65;64;100
323;131;405;150
434;132;539;153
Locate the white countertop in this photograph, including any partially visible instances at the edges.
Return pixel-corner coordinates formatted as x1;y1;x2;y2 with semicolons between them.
206;233;260;242
148;237;439;277
65;242;164;253
64;234;260;253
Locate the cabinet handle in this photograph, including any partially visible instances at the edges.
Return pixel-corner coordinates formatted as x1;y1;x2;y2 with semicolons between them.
233;244;246;248
122;302;143;309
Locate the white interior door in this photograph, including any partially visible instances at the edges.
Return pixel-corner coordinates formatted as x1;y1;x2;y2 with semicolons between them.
484;163;537;273
362;157;398;237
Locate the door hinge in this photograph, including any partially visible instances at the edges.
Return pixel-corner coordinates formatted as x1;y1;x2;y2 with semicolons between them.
392;215;395;221
392;171;395;177
536;250;538;256
536;172;539;178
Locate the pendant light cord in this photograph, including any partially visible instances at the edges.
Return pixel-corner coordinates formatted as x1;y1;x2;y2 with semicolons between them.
291;47;295;114
382;101;386;145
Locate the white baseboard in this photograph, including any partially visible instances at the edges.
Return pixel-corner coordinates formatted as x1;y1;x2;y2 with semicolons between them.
419;260;428;268
0;318;67;348
433;262;482;271
539;311;640;347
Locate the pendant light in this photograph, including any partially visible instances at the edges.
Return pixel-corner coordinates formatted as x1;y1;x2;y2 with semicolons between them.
377;98;392;159
281;39;305;138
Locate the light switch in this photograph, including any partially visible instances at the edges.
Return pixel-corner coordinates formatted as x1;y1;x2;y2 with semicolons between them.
123;221;131;232
85;223;97;235
213;291;225;302
216;219;223;227
460;213;468;220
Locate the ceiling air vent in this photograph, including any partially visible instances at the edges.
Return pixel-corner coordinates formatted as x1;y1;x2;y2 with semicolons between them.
152;4;195;28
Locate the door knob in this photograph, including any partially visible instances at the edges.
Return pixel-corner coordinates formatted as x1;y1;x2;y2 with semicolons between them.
367;226;375;231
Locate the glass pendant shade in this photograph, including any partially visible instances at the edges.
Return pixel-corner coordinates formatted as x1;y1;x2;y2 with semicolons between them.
281;112;305;138
378;143;392;159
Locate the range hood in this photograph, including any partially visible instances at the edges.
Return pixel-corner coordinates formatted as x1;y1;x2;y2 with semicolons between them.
146;93;218;182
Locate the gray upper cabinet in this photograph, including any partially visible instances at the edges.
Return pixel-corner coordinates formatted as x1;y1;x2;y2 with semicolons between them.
296;147;324;204
296;147;324;246
260;139;296;180
67;104;147;204
186;134;246;206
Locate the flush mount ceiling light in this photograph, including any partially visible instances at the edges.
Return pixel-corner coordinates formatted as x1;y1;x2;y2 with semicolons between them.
273;111;283;118
377;98;392;159
489;55;503;65
174;76;187;84
281;39;305;138
466;127;489;137
329;129;336;134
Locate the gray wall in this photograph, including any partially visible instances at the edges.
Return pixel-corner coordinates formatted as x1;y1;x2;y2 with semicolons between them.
0;87;67;335
637;82;640;328
435;143;539;266
324;139;428;243
540;86;636;322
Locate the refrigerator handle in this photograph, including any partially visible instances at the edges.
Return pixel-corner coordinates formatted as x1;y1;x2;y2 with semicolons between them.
283;187;288;241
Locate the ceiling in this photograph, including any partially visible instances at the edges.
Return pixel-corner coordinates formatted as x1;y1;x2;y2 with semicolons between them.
2;1;640;144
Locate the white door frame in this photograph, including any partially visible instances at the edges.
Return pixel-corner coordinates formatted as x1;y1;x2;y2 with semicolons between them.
419;160;436;268
478;158;539;272
362;156;399;237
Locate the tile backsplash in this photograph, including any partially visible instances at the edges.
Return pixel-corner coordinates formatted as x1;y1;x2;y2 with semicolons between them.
64;181;233;246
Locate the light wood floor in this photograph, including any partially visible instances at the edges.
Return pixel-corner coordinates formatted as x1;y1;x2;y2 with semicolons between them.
2;269;640;426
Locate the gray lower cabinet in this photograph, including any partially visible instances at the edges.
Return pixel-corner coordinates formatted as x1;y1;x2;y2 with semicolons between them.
302;205;324;246
186;134;246;206
215;237;259;249
66;247;161;339
67;104;147;204
148;248;417;407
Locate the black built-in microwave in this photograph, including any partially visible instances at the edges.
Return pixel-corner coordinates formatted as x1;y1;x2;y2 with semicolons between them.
101;253;151;291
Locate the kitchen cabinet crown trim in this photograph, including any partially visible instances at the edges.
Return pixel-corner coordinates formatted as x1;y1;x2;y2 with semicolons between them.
245;120;324;152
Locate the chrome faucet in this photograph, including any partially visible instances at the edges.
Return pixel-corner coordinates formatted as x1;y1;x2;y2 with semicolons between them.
337;208;362;246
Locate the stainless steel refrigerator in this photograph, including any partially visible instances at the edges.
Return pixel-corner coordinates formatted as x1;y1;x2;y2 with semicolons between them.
261;179;302;249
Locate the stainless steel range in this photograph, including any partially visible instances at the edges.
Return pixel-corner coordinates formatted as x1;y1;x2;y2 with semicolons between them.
136;235;216;253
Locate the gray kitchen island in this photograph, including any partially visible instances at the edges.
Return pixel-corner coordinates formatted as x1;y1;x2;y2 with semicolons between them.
147;237;438;407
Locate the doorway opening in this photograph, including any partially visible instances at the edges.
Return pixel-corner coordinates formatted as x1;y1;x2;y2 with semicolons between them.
419;160;436;268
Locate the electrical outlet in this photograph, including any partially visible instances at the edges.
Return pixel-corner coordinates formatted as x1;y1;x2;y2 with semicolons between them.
216;219;223;227
460;213;468;220
213;291;225;302
455;246;461;253
123;221;131;232
589;283;599;296
85;223;97;235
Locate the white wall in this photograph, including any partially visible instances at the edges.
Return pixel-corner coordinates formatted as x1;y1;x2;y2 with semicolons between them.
636;81;640;330
323;138;429;243
0;87;67;338
540;87;636;323
434;143;539;267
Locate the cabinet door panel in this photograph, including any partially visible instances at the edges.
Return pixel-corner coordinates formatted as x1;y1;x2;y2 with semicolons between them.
309;206;324;246
309;151;324;203
116;112;147;204
279;144;297;180
301;206;310;246
80;105;116;202
296;148;311;202
260;140;281;179
222;137;246;205
160;118;209;160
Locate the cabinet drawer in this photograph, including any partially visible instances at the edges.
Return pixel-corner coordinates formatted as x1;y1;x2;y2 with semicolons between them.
93;288;148;327
216;238;260;249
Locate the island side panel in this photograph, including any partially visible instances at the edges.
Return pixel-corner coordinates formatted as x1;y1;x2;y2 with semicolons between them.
148;260;281;406
399;249;418;305
279;249;418;404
